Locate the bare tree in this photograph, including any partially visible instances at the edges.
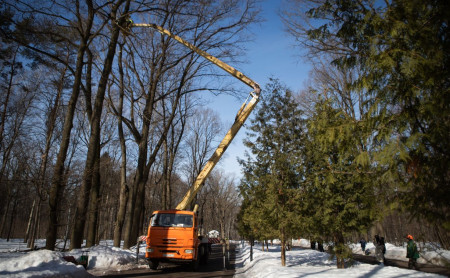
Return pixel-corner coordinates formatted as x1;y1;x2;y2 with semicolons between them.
0;0;259;248
0;68;37;238
182;109;222;187
160;93;188;210
179;108;222;212
70;0;131;250
1;0;100;250
281;0;357;59
110;42;129;247
201;170;240;239
27;61;69;249
0;44;23;235
122;0;258;248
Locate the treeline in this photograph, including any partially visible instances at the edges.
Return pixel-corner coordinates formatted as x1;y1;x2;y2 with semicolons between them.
0;0;257;250
237;0;449;268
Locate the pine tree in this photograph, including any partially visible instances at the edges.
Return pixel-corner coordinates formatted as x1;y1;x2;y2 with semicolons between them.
238;79;306;266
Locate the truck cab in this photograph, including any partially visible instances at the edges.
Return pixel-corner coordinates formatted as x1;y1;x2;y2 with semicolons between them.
145;210;208;270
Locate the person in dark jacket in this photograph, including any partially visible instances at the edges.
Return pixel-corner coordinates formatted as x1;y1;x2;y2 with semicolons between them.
406;235;420;270
318;241;324;252
310;241;316;250
359;238;367;252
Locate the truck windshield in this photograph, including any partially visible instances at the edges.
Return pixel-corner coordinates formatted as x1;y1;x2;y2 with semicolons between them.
151;213;193;227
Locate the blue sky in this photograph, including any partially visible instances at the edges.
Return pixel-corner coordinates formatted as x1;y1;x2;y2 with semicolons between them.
240;0;310;91
207;0;311;180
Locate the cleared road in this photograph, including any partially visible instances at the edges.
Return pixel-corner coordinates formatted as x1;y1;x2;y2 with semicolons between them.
98;244;237;278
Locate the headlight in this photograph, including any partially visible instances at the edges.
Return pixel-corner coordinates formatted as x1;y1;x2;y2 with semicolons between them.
184;249;193;254
146;248;154;253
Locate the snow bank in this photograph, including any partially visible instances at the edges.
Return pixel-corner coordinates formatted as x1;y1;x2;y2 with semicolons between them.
0;240;147;278
0;249;91;278
69;245;135;269
81;245;148;276
235;243;447;278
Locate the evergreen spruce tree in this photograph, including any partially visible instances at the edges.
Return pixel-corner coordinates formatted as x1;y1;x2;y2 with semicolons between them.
302;98;378;268
284;0;450;240
238;79;306;266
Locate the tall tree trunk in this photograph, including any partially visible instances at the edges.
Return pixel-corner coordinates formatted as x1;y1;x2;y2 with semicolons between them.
0;47;19;237
122;27;172;248
128;110;180;246
129;177;148;247
334;233;346;269
123;78;162;248
24;200;36;244
86;146;101;247
0;46;19;153
123;154;145;247
280;228;286;266
250;238;254;261
113;42;129;248
70;0;130;250
129;87;184;245
123;70;157;249
63;207;71;251
162;140;169;210
0;191;12;237
46;0;94;250
6;199;17;242
36;60;66;249
29;200;41;249
162;114;185;210
113;131;128;247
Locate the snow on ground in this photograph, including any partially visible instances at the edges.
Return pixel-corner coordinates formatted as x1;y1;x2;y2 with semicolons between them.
0;238;449;277
234;241;448;278
0;239;148;277
0;249;90;278
349;241;450;267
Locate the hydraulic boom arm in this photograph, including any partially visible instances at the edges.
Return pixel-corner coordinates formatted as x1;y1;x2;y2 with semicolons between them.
132;23;261;210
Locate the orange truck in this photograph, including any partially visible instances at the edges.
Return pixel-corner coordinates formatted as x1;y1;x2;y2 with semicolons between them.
145;209;209;270
132;22;260;271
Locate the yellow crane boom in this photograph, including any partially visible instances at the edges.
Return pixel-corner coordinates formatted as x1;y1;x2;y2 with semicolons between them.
132;23;261;210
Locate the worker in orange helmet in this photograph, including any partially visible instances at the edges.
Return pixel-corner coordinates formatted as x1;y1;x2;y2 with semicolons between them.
406;235;420;270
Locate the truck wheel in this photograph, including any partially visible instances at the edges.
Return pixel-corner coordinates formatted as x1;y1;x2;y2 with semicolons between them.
200;245;209;265
191;250;200;271
148;259;159;270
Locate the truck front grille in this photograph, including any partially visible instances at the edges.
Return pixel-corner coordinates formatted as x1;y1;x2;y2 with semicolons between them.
161;250;177;253
162;238;177;245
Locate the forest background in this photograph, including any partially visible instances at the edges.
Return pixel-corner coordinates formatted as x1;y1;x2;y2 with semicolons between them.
0;0;448;269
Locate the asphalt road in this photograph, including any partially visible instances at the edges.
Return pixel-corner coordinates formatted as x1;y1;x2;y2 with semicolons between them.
98;244;238;278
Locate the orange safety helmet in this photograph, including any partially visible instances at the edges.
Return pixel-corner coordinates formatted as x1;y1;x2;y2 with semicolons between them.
406;234;413;240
